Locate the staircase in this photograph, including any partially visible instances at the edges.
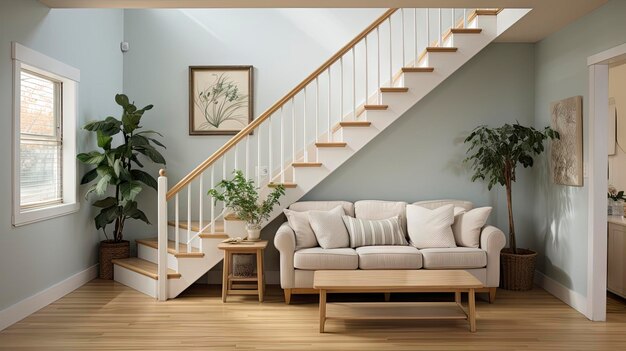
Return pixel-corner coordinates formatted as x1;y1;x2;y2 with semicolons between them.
112;7;530;300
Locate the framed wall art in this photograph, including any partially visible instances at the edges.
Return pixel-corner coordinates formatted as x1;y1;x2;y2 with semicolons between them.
189;66;253;135
550;95;583;187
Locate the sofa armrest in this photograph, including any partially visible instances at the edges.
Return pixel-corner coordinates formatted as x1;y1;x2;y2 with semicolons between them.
274;222;296;289
480;225;506;287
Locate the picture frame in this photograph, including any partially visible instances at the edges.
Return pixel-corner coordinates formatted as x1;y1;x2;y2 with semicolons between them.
550;95;584;187
189;66;253;135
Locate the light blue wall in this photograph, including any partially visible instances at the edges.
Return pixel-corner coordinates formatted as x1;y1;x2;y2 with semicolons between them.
0;0;124;310
533;0;626;295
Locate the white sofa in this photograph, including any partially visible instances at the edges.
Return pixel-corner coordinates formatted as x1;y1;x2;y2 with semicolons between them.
274;199;506;304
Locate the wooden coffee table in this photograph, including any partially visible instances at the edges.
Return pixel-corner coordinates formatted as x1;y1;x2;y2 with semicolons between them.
313;270;483;333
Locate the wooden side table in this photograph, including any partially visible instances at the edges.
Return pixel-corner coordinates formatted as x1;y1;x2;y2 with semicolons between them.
217;240;268;302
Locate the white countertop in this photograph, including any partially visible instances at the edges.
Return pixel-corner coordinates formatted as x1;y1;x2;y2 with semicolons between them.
609;215;626;226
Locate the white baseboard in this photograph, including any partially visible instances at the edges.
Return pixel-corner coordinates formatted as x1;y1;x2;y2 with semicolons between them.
534;270;588;317
205;270;280;285
0;264;98;331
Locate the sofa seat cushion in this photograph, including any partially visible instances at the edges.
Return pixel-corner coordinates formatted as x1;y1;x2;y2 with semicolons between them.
294;248;358;270
356;246;422;270
420;247;487;269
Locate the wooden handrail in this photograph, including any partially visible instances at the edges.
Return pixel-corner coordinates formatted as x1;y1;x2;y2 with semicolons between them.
166;8;398;200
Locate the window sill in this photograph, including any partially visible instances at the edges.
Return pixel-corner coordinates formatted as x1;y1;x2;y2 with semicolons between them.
13;202;80;227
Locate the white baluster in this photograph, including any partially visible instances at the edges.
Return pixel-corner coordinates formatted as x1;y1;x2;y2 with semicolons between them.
303;88;307;162
245;136;249;179
427;9;430;47
315;77;320;162
196;173;202;253
352;47;356;119
377;26;381;104
464;8;467;28
438;8;442;46
365;36;369;106
281;107;285;183
388;17;392;87
210;166;215;233
175;193;179;253
451;8;455;30
269;115;273;182
292;97;296;160
401;8;405;68
340;57;344;120
414;8;418;67
234;143;239;171
327;68;332;142
157;169;168;301
257;127;261;186
187;185;191;253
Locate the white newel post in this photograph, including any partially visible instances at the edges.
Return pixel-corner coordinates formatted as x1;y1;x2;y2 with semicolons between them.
157;169;168;301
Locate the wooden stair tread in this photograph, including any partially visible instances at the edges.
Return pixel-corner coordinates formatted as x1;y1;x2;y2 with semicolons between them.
426;47;458;52
167;220;228;238
315;142;347;147
451;28;482;34
268;182;297;188
292;162;323;167
380;87;409;93
401;67;434;73
112;257;181;280
363;105;388;110
468;9;500;22
136;238;204;258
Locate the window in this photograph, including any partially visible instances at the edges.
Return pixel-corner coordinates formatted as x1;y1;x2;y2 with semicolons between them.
12;43;80;226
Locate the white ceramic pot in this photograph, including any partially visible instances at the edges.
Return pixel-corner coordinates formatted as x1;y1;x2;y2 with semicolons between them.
246;223;261;241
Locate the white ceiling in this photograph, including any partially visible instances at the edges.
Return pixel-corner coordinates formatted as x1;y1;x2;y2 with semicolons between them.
38;0;608;42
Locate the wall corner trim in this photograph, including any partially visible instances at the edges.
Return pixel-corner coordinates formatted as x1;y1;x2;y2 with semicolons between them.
534;270;589;319
0;264;98;331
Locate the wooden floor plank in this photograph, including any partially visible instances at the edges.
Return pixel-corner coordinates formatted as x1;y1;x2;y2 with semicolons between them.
1;280;626;350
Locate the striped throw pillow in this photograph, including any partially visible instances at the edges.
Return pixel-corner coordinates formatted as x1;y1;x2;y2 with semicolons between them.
342;215;408;248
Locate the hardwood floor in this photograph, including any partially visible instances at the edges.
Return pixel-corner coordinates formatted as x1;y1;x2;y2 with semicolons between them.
2;280;626;350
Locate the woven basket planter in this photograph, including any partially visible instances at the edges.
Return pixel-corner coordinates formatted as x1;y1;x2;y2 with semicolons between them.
99;240;130;280
500;248;537;291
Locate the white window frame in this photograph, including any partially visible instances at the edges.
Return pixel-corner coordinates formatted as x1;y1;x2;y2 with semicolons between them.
12;42;80;226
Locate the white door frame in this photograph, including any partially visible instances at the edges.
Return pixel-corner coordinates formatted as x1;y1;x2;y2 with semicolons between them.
586;42;626;321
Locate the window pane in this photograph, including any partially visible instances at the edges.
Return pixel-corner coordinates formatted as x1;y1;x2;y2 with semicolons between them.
20;70;57;137
20;139;62;206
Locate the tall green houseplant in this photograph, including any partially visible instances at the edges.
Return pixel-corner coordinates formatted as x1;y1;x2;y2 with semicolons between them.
464;123;558;253
78;94;166;242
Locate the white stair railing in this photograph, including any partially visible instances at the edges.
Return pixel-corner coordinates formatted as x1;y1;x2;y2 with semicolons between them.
156;8;500;288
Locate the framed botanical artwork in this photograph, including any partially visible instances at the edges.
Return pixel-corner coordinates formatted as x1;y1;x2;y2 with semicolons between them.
189;66;253;135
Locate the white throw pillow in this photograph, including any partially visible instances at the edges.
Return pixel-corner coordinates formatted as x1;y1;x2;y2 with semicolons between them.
452;207;492;248
406;204;457;249
308;206;350;249
283;209;318;250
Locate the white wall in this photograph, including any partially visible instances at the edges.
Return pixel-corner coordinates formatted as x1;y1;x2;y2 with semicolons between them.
0;0;124;311
608;63;626;191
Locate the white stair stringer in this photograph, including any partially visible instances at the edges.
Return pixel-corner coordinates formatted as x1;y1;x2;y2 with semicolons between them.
112;9;529;300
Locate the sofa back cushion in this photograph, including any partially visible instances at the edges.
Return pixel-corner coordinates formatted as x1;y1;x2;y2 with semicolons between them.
354;200;408;234
289;201;355;217
413;199;474;212
342;215;408;248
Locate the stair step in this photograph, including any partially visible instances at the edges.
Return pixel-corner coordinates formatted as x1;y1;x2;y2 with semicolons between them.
268;182;297;188
451;28;483;34
167;220;228;238
380;87;409;93
136;238;204;258
292;162;323;167
426;47;458;53
363;105;389;110
315;142;348;147
401;67;435;73
468;9;499;22
112;257;181;280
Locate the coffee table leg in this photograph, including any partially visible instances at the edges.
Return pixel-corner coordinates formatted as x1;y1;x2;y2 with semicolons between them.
319;289;327;333
468;288;476;332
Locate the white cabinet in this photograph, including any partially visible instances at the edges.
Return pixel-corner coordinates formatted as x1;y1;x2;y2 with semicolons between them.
608;220;626;298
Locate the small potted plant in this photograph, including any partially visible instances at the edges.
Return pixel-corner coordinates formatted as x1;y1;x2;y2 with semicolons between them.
78;94;166;279
608;185;626;216
464;122;558;291
208;170;285;241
